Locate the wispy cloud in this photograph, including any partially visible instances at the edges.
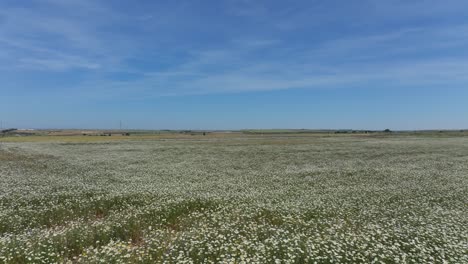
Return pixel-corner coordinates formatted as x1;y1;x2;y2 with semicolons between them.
18;58;100;71
69;22;468;99
1;0;468;99
0;0;136;72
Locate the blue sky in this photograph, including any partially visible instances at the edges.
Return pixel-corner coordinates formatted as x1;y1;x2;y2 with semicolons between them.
1;0;467;130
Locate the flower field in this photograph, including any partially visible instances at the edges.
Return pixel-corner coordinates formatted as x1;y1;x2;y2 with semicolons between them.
0;134;467;263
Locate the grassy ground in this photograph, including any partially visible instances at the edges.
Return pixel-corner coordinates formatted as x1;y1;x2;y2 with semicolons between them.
0;134;467;263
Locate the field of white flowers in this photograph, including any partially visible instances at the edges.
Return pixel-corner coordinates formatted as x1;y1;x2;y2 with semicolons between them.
0;135;467;263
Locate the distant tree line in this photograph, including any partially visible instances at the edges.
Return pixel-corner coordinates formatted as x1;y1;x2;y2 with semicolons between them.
1;128;17;133
334;129;392;134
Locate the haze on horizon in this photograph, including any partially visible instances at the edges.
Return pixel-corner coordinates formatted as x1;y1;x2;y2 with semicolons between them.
1;0;468;131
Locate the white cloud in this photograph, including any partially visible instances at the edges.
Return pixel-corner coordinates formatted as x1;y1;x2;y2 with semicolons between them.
1;0;468;99
18;58;100;71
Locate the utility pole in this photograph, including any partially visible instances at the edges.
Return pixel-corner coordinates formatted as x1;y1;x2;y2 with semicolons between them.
0;121;3;148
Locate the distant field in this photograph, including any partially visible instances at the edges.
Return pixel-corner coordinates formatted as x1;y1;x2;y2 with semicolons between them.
0;132;246;143
0;134;467;263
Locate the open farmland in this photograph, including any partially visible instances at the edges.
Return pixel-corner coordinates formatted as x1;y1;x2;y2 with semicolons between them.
0;134;467;263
